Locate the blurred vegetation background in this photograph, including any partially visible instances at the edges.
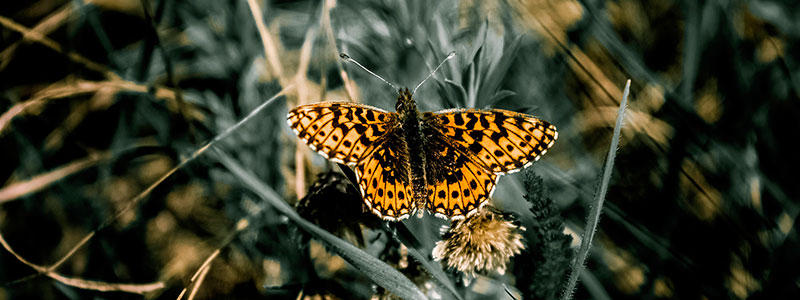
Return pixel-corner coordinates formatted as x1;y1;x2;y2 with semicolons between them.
1;0;798;299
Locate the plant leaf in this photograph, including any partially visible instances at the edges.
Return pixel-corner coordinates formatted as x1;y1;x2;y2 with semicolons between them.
392;223;464;300
561;80;630;300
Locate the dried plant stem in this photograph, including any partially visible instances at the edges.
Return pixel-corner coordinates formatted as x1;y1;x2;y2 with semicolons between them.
0;15;119;80
1;85;293;287
0;152;110;203
185;262;212;300
561;80;630;300
247;0;284;81
0;3;72;71
292;27;318;200
320;0;356;101
0;79;197;135
176;219;250;300
176;249;220;300
0;233;164;294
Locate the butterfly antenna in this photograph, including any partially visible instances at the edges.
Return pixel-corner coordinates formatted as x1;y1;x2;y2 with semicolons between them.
413;51;456;94
339;53;398;90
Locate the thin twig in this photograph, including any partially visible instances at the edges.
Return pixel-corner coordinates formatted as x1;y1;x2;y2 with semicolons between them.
292;25;319;200
175;219;251;300
46;273;164;294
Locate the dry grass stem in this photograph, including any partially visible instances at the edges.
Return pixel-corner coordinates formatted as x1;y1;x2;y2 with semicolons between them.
0;231;165;294
0;14;119;80
5;86;292;289
321;0;356;101
46;273;165;294
0;151;111;203
247;0;285;81
176;249;220;300
0;3;72;71
292;27;318;200
0;79;199;135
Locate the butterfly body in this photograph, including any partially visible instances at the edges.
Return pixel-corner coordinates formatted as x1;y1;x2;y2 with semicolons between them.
287;88;557;221
395;89;429;215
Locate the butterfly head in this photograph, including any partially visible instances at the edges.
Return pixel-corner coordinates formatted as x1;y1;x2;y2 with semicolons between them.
395;88;417;115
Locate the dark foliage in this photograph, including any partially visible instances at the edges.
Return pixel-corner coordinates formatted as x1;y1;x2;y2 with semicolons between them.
514;169;574;300
2;0;800;299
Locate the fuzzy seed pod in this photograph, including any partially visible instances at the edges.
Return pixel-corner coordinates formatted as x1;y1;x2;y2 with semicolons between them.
432;207;526;284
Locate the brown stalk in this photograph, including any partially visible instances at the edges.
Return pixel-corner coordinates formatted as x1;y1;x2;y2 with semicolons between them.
292;27;319;200
0;15;120;80
2;85;292;288
0;3;73;72
0;152;111;203
247;0;285;81
0;233;165;294
0;79;197;135
320;0;356;101
176;249;220;300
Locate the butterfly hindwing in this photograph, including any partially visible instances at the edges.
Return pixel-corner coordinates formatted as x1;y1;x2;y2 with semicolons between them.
287;102;396;165
355;132;415;220
423;126;498;219
423;109;558;174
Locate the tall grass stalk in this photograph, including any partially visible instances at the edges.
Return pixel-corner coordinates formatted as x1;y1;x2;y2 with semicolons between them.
561;79;631;300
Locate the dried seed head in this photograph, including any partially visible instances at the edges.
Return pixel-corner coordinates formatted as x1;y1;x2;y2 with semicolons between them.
432;207;526;283
296;171;381;247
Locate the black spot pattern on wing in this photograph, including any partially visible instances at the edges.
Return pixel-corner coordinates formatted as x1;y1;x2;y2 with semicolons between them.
423;109;557;174
354;130;415;220
287;102;397;164
423;125;497;219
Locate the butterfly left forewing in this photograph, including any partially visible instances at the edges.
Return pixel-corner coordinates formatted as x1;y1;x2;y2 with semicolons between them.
287;102;396;165
423;109;557;174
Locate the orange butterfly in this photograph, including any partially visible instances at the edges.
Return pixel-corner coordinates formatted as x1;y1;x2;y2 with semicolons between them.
287;88;557;221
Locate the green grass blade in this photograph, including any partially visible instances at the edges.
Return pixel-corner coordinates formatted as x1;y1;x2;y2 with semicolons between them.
392;223;464;300
560;80;630;300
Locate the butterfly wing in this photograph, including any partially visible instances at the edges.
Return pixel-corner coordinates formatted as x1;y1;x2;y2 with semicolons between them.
423;125;498;220
287;101;413;220
355;132;415;221
423;109;558;174
287;102;396;165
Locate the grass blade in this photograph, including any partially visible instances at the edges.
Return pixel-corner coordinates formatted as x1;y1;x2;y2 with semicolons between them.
215;149;428;300
392;224;464;300
561;80;630;300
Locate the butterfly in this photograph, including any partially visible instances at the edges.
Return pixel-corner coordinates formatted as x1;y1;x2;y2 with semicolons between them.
287;88;557;221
